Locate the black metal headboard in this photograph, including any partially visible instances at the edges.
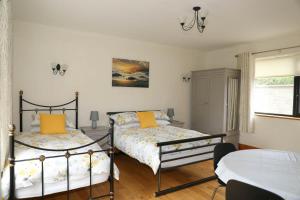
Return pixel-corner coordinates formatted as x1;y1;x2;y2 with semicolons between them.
106;110;160;116
19;90;79;132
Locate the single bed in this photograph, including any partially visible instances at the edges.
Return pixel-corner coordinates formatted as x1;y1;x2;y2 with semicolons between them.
107;111;226;197
2;91;118;200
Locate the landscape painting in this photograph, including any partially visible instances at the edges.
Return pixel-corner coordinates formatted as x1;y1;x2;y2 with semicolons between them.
112;58;149;88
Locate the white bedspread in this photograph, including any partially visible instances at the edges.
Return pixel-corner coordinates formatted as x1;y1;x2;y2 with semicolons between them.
215;149;300;200
1;130;119;199
114;125;220;174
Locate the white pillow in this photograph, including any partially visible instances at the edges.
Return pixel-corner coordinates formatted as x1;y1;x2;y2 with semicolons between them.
30;126;76;133
31;113;76;128
157;120;170;126
151;111;170;121
114;123;140;129
114;120;170;129
110;112;138;126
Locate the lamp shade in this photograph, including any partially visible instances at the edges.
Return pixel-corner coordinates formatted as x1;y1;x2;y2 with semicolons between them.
90;111;99;121
167;108;174;118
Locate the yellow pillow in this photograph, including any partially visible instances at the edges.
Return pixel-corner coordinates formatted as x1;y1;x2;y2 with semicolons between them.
136;112;157;128
40;114;67;134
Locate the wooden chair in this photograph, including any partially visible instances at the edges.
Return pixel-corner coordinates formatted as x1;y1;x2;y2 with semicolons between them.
226;180;284;200
211;143;236;200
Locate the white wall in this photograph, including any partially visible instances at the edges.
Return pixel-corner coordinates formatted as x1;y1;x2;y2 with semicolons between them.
204;32;300;152
13;20;300;152
205;32;300;69
12;21;205;131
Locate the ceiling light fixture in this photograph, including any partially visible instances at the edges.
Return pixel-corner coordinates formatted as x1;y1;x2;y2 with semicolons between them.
180;6;207;33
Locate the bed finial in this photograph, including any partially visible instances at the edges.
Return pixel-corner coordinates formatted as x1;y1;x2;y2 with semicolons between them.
8;124;16;136
75;91;79;97
19;90;23;96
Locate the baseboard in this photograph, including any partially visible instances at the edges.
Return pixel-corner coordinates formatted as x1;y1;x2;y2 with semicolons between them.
239;143;258;150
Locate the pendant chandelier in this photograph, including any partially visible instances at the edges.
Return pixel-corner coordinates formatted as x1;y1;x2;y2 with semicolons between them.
180;6;207;33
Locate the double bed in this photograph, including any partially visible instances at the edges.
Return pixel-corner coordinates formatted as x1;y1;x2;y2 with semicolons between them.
107;111;225;196
1;91;118;200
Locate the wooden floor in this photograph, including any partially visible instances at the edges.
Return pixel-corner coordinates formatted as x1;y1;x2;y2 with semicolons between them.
29;154;225;200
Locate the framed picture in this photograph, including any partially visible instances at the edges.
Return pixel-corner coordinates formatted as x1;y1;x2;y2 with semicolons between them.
112;58;149;88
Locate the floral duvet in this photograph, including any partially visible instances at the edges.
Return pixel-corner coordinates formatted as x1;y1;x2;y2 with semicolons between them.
114;125;220;174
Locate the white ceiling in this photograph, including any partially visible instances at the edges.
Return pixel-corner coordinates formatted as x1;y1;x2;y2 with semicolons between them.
12;0;300;50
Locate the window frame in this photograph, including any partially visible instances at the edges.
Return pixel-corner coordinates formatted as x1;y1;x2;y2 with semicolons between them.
254;76;300;118
293;76;300;117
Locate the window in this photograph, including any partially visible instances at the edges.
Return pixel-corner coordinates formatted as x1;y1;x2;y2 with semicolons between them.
254;53;300;117
254;76;294;115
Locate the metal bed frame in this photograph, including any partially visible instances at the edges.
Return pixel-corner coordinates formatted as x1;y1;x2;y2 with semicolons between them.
107;111;226;197
8;90;115;200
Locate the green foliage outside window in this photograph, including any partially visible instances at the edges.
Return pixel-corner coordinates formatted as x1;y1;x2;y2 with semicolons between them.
255;76;294;86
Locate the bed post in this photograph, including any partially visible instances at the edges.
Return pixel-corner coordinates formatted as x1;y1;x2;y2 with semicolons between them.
156;146;162;196
8;124;16;200
109;118;115;199
19;90;23;132
75;91;79;129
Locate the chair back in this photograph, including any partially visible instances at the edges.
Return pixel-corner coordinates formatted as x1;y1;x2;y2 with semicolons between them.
226;180;284;200
213;143;236;170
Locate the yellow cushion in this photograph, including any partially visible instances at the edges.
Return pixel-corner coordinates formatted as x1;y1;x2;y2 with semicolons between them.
136;112;157;128
40;114;67;134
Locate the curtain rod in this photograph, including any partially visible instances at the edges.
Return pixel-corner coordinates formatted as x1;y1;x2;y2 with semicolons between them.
234;45;300;58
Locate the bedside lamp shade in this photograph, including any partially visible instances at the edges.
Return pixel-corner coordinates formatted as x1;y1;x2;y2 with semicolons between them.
167;108;175;121
90;111;99;129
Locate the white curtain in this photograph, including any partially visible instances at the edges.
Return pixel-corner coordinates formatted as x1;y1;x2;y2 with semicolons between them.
227;78;239;131
237;52;255;133
0;0;13;172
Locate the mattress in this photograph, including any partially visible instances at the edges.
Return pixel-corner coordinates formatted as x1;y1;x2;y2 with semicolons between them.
1;130;119;199
114;125;220;174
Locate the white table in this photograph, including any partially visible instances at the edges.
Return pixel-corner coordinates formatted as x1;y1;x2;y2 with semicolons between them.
215;149;300;200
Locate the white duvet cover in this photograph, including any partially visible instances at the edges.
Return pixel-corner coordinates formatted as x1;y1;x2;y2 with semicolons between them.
1;130;119;199
114;125;220;174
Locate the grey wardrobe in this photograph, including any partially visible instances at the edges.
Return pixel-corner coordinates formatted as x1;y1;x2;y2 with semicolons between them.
191;68;241;138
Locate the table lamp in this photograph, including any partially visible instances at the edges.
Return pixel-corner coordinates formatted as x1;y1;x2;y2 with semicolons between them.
167;108;175;122
90;111;99;129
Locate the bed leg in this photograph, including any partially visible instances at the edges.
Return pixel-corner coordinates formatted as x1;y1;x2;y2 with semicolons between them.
156;168;161;196
155;146;162;196
8;124;15;200
109;119;114;200
109;148;114;200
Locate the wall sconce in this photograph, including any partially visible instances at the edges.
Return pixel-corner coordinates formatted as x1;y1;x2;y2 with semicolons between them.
182;73;191;82
52;63;68;76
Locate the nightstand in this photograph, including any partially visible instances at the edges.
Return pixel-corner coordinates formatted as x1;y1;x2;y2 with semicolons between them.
80;126;110;148
169;120;184;128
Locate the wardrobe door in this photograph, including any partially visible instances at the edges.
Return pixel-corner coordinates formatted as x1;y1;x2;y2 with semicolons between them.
208;75;226;134
191;73;210;132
